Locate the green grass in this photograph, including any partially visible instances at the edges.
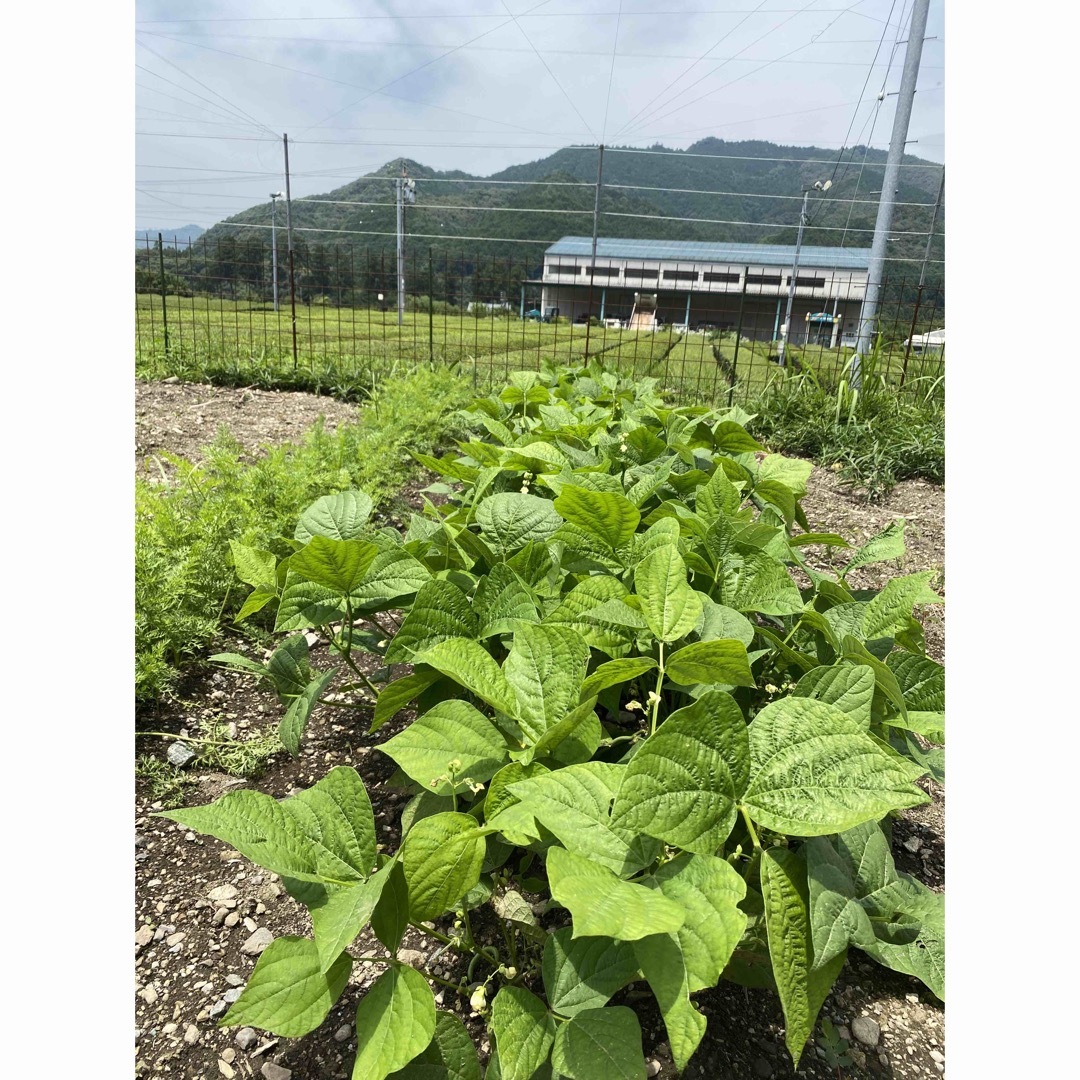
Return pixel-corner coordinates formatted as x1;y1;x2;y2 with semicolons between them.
135;364;474;705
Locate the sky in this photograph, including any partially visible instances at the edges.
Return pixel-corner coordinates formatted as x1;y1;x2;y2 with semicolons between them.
135;0;945;230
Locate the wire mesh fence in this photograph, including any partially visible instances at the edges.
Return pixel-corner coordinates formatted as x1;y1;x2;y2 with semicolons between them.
135;233;944;406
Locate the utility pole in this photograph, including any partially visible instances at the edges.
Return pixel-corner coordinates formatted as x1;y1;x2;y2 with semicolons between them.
852;0;931;388
283;134;299;369
778;179;831;368
900;167;944;385
396;161;416;327
269;191;283;312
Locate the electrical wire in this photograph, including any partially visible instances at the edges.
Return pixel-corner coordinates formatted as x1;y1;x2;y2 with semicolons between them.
600;1;623;142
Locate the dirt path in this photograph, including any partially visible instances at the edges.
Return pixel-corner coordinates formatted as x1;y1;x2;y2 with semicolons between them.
135;380;945;1080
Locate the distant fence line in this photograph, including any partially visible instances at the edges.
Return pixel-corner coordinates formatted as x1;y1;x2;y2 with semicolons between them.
135;235;944;405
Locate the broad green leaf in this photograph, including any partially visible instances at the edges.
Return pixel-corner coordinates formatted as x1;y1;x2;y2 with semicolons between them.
694;598;755;647
631;517;682;563
491;889;545;943
861;571;942;641
842;519;905;576
477;492;563;555
296;490;374;543
527;697;602;766
713;420;762;454
611;692;749;854
554;485;640;552
862;884;944;1000
473;564;539;638
484;761;550;823
841;636;908;718
385;580;478;664
551;1006;645;1080
761;848;846;1069
412;638;516;718
275;574;345;632
547;847;684;940
489;987;555;1080
881;711;945;744
789;533;851;549
235;585;277;623
229;540;277;588
508;763;649;874
579;657;657;702
625;458;675;509
665;639;755;688
645;853;747;993
370;667;444;733
279;667;338;757
721;552;804;616
210;651;271;681
309;867;394;970
793;664;876;730
542;928;640;1018
743;698;928;836
632;934;706;1073
887;651;945;712
290;535;380;595
544;577;639;657
402;812;488;922
757;454;812;498
695;467;742;522
387;1011;482;1080
503;623;592;742
221;936;351;1037
380;701;510;796
753;479;797;526
352;549;431;607
353;965;436;1080
372;859;410;955
267;634;311;700
635;545;702;643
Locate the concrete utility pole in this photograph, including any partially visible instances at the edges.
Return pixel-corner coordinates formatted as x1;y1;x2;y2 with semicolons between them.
283;134;298;368
851;0;932;388
778;190;810;368
396;162;416;327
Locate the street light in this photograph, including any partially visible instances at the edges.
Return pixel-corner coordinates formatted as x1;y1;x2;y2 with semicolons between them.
777;178;831;367
269;192;283;312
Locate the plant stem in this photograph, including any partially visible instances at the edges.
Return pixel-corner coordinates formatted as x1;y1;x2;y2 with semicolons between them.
650;642;665;737
739;804;762;850
409;922;456;948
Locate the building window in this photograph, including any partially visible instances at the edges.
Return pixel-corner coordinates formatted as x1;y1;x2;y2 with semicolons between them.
787;274;826;288
702;271;740;284
546;263;582;275
625;267;659;279
745;273;783;287
663;270;699;281
583;266;621;277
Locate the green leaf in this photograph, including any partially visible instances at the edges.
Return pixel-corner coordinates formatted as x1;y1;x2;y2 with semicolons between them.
887;651;945;712
753;479;797;527
353;965;437;1080
841;636;909;719
502;623;592;742
372;859;410;955
279;667;338;757
547;847;684;940
645;853;747;993
862;883;944;1000
793;664;876;730
275;574;344;632
551;1006;646;1080
210;651;271;681
721;552;804;616
757;454;812;499
370;668;444;734
635;545;702;643
743;698;928;836
665;639;755;688
695;598;755;647
387;1011;482;1080
632;933;706;1073
267;634;311;700
527;697;602;766
477;492;563;555
385;580;478;664
352;549;431;608
489;987;555;1080
402;812;489;922
861;571;942;641
789;533;851;549
542;928;640;1018
235;585;278;623
579;657;658;702
474;564;539;638
380;701;510;796
842;520;905;576
761;848;846;1069
554;485;641;552
229;540;277;588
221;936;351;1037
309;867;395;970
412;638;516;718
611;692;749;854
296;490;375;543
881;711;945;744
695;467;742;522
507;763;649;874
290;535;380;595
544;577;639;657
713;420;762;454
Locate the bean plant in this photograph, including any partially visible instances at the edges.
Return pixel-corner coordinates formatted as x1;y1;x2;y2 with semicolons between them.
162;362;944;1079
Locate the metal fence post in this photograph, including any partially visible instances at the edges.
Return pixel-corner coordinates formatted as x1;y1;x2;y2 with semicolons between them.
429;247;435;365
157;233;170;358
728;267;749;407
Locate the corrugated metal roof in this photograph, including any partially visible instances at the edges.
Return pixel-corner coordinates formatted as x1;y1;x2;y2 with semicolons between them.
545;236;871;270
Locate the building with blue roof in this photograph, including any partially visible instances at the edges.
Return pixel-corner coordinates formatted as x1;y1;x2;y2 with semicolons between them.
535;236;872;346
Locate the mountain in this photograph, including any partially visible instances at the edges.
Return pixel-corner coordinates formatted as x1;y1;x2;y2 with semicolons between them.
136;224;205;246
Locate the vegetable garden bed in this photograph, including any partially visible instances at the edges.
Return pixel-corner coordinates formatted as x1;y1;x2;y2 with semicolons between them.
135;365;946;1080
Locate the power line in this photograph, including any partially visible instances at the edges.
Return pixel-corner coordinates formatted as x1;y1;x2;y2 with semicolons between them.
604;182;934;206
600;1;623;142
606;146;941;167
134;65;272;131
599;209;928;234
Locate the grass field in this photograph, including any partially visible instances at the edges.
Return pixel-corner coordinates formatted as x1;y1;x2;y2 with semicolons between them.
136;295;943;404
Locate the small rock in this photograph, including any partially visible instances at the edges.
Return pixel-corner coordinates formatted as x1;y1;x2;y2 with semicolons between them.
850;1048;866;1069
166;932;186;947
234;1028;259;1051
243;917;258;933
167;741;196;767
138;986;158;1005
241;928;275;955
334;1025;352;1043
930;1049;945;1064
213;908;229;927
208;885;239;903
852;1015;881;1047
906;993;920;1004
753;1058;773;1078
218;1060;236;1079
646;1061;662;1078
837;1025;850;1042
398;949;426;967
223;988;244;1004
221;1049;236;1064
135;925;154;948
903;836;922;853
162;1023;177;1035
184;1025;200;1045
226;973;246;987
261;1064;292;1080
208;1000;229;1019
225;912;241;928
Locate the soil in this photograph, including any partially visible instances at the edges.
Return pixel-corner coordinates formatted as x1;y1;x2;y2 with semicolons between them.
135;381;946;1080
